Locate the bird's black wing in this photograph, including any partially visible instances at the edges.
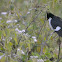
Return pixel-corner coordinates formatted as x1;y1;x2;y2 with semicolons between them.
51;16;62;29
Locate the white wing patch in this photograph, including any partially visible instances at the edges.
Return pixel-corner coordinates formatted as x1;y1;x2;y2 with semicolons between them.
48;17;53;30
54;26;61;31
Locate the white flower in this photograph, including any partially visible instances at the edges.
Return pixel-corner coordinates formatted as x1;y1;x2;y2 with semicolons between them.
32;36;36;39
18;31;22;34
32;36;37;42
7;26;10;28
15;28;25;34
23;33;30;37
34;39;37;42
27;12;30;14
17;49;25;55
1;12;7;15
2;38;5;41
0;54;5;59
6;20;12;23
30;56;38;59
0;17;2;20
37;59;44;62
17;24;19;25
34;56;38;58
15;28;19;31
34;8;37;9
17;48;20;51
14;20;17;22
21;50;25;55
6;20;17;23
22;30;25;32
9;37;12;40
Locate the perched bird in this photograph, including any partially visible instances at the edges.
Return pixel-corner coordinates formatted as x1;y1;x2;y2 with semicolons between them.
47;12;62;37
47;12;62;61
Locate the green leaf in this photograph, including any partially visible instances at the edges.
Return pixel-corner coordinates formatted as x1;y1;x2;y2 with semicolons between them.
14;33;18;45
0;30;2;39
0;56;5;62
27;43;31;51
40;18;44;24
38;0;41;3
14;37;18;45
2;30;6;37
44;37;46;41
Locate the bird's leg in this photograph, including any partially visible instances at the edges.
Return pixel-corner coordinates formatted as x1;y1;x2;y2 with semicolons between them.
57;36;61;62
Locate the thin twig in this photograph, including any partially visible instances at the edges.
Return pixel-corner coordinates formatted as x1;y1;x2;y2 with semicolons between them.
25;1;53;32
37;20;46;39
56;37;61;62
25;10;42;32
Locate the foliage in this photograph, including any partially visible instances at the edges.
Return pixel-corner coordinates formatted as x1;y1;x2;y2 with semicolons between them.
0;0;62;62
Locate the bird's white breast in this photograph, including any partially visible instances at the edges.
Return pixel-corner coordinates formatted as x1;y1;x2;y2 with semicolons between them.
48;17;53;30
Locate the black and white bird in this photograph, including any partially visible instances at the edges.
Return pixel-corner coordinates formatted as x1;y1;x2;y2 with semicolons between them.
47;12;62;61
47;12;62;37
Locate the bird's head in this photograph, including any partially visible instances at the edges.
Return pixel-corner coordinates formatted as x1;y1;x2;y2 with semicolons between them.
47;12;54;20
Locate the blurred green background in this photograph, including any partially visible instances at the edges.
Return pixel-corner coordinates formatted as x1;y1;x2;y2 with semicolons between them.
0;0;62;62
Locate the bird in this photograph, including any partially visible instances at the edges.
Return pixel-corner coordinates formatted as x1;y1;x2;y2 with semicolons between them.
47;12;62;37
46;12;62;61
